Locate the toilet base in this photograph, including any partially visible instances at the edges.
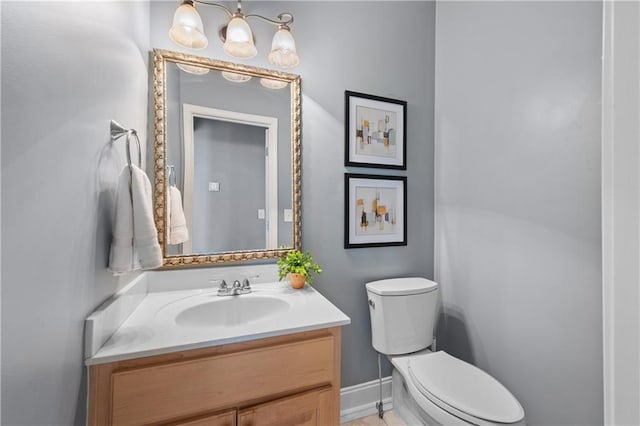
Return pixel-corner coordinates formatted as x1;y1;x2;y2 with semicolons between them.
390;353;476;425
392;368;435;425
390;353;526;426
392;366;470;425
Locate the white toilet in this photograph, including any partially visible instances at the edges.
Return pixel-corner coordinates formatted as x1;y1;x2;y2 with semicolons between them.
366;277;525;425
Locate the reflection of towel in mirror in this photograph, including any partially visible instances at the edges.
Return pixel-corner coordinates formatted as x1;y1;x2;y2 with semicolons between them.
168;185;189;245
109;164;163;275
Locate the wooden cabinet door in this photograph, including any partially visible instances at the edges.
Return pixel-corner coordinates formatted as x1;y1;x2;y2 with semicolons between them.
109;336;334;426
171;409;236;426
238;387;333;426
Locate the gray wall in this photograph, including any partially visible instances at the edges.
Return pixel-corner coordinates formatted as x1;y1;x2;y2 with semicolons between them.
434;2;602;425
193;118;265;252
1;2;149;425
151;1;436;386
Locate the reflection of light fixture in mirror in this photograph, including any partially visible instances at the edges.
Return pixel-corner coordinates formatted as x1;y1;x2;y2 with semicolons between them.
260;78;288;90
221;71;252;83
168;0;299;68
176;63;210;75
169;0;208;50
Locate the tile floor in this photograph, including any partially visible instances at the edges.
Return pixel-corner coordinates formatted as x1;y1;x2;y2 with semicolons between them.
341;410;407;426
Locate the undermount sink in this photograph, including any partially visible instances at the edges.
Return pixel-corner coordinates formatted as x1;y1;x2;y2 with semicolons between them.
174;295;291;328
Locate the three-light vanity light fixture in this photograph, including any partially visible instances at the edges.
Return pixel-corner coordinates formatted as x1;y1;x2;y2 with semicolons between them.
169;0;300;68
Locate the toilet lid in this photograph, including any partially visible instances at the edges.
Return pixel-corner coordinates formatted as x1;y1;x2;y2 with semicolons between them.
408;352;524;424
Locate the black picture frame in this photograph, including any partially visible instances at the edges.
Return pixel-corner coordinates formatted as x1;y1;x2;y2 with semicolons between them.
344;173;407;248
345;91;407;170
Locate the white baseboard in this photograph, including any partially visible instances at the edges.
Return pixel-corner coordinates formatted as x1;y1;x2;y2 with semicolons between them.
340;376;393;423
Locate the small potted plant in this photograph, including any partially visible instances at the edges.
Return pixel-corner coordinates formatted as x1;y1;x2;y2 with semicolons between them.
277;250;322;289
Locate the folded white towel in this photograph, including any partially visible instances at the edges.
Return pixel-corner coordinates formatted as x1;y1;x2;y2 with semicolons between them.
109;165;163;275
168;185;189;245
131;165;163;269
109;167;136;274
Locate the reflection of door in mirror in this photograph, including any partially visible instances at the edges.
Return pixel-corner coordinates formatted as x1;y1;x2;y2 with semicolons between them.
179;106;279;254
192;118;269;253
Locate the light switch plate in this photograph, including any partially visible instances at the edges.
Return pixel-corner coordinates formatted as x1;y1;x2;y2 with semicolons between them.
208;182;220;192
258;209;265;219
284;209;293;222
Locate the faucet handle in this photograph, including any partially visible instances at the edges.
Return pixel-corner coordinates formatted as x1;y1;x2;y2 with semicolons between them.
244;274;259;286
242;278;252;291
215;279;229;295
241;274;260;293
243;274;260;289
210;278;226;288
232;280;242;289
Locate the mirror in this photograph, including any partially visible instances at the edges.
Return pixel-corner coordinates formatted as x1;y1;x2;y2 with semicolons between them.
152;49;301;267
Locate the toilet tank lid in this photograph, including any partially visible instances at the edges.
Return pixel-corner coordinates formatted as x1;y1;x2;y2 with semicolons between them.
365;277;438;296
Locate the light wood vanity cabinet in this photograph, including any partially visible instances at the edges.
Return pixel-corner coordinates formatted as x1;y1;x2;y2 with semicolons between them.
172;410;236;426
237;386;332;426
88;327;341;426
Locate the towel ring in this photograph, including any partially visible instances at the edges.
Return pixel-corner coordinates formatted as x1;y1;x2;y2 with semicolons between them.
110;120;142;167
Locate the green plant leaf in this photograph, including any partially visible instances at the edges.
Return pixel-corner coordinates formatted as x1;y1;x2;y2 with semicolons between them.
277;249;322;283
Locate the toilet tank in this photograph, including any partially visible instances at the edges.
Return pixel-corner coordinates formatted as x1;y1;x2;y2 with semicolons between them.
366;278;439;355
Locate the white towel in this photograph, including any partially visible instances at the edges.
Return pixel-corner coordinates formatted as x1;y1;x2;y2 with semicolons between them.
109;165;163;275
168;185;189;245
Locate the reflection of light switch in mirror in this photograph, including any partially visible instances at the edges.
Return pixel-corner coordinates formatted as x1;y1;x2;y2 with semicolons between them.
208;182;220;192
258;209;265;219
284;209;293;222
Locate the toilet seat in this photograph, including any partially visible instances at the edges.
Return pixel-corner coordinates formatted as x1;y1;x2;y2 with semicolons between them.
407;351;525;425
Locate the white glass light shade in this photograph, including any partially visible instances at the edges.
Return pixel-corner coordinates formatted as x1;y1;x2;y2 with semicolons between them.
260;78;288;90
176;63;210;75
223;17;257;59
169;2;208;50
268;27;299;68
221;71;252;83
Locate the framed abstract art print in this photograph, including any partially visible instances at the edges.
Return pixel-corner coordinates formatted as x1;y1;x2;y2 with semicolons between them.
344;173;407;248
345;91;407;170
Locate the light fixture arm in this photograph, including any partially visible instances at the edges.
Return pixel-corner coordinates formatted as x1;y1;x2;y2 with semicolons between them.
191;0;294;27
245;12;294;27
191;0;233;17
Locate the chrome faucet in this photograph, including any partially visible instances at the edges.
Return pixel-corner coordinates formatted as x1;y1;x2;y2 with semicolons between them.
230;280;245;295
216;278;252;296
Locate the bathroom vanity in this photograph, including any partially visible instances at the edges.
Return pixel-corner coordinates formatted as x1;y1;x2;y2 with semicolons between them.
85;267;350;426
88;328;341;426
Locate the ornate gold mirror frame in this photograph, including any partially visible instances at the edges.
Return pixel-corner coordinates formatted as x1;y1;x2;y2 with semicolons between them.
152;48;301;267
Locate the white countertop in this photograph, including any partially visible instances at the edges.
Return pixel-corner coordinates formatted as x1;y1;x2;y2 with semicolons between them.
86;282;350;365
